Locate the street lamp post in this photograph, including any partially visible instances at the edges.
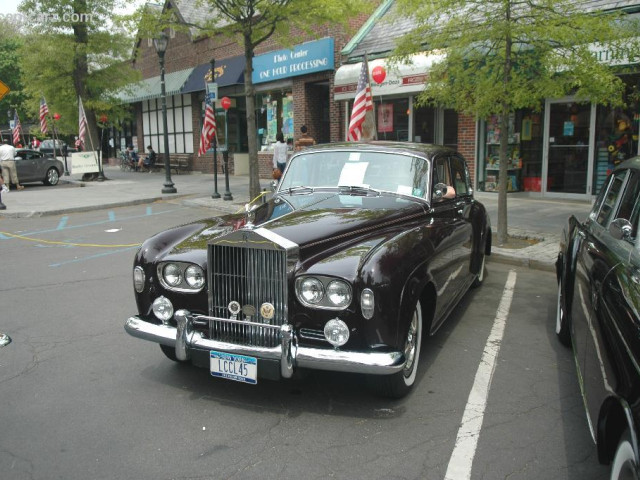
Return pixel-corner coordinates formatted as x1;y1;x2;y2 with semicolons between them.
220;97;233;201
154;31;177;194
208;58;220;199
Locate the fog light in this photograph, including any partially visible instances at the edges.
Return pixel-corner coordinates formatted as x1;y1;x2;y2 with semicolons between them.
324;319;349;348
153;296;174;323
133;266;145;293
361;288;375;319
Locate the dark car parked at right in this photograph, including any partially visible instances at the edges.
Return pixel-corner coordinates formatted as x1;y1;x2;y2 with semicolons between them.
557;157;640;480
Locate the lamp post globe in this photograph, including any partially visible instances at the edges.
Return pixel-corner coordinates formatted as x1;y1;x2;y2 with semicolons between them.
154;31;176;194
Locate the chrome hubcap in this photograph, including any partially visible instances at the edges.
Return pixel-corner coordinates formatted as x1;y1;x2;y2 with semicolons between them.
404;314;418;376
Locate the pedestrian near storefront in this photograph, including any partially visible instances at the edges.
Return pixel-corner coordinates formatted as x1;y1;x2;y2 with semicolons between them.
272;132;288;175
295;125;316;151
0;139;23;190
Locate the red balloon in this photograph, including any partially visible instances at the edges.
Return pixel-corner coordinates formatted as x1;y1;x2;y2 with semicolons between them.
99;114;108;123
372;66;386;84
221;97;231;110
53;113;61;120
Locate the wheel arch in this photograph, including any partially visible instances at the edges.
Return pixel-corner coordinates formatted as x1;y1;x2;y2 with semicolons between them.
598;396;639;466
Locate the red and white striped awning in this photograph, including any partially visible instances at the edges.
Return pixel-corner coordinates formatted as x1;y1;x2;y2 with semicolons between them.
334;52;445;101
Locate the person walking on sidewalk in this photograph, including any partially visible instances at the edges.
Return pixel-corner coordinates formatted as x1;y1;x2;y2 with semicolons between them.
0;139;23;190
272;132;288;175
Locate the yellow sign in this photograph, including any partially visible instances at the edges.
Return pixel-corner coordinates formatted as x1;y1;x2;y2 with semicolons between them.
0;80;9;101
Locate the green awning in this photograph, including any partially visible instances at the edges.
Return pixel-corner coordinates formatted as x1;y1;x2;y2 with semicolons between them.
116;67;195;103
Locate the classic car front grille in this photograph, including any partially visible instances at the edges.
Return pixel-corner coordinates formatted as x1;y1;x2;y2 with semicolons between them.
208;243;287;348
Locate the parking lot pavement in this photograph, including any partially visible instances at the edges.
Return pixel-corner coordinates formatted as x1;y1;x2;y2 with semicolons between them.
0;167;593;271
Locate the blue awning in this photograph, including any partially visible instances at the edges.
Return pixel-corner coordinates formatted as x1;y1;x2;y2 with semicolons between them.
182;55;245;93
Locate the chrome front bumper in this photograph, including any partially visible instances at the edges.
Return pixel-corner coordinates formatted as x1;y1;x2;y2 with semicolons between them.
125;310;405;378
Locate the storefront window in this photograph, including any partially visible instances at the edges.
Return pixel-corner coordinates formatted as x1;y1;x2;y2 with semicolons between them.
594;77;640;193
142;94;193;154
480;109;543;192
373;98;409;141
256;90;294;149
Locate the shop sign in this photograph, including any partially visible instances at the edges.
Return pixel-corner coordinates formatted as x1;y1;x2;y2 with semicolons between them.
253;38;334;84
590;39;640;66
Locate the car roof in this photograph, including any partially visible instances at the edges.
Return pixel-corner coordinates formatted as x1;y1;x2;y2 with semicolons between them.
296;141;457;159
615;156;640;172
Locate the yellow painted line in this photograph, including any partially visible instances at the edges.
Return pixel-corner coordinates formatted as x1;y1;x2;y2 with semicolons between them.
0;231;141;248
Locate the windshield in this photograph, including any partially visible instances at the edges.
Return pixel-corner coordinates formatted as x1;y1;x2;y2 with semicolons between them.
278;150;431;198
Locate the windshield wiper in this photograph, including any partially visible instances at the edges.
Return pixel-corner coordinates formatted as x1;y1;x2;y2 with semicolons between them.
281;185;314;195
338;185;381;196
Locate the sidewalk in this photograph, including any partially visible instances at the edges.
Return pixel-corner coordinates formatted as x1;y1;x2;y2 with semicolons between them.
0;166;594;272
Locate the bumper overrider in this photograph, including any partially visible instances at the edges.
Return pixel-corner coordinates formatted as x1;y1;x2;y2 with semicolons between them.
124;310;406;379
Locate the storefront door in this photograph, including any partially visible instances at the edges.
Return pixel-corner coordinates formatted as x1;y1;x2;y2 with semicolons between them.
542;98;596;198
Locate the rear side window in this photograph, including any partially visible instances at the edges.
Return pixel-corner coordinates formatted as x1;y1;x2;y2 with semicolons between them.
596;171;627;226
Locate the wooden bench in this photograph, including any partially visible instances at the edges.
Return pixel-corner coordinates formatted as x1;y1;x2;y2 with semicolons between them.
169;158;189;174
144;158;189;174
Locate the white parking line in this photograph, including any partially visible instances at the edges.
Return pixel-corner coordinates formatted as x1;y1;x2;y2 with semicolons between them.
444;269;517;480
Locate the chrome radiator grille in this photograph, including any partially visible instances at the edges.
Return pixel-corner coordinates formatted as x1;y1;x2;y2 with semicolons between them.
208;243;287;348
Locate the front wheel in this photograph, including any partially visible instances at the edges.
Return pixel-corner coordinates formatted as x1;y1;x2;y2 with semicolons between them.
610;429;639;480
368;301;423;399
44;167;59;186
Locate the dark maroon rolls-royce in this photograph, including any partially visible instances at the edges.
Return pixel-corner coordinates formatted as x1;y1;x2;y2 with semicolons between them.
125;142;492;397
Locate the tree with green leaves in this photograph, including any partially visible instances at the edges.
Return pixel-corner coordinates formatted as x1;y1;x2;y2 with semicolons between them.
18;0;139;148
0;19;26;136
138;0;373;199
394;0;640;244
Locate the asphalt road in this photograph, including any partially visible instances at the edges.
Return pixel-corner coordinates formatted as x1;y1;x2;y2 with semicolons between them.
0;200;607;480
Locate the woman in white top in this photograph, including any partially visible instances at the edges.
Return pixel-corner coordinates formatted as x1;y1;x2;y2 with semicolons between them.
272;132;289;175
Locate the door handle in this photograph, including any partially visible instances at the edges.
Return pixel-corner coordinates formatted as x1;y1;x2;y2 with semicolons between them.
577;230;586;239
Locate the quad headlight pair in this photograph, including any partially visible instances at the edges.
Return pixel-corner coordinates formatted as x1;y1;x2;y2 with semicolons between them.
295;276;352;309
158;262;205;292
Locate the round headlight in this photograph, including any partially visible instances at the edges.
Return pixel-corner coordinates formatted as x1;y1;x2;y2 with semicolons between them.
152;296;174;323
185;265;205;289
163;263;182;286
326;280;352;308
299;277;324;304
133;266;145;293
324;319;350;347
361;288;375;319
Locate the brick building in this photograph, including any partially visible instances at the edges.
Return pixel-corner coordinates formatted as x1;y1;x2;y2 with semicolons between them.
116;0;371;178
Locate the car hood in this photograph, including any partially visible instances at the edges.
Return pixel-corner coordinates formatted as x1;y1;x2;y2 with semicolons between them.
167;191;428;257
256;191;428;249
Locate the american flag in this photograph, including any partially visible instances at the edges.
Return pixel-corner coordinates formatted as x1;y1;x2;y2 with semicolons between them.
347;55;376;142
40;97;49;134
78;96;87;149
12;111;21;146
198;103;217;156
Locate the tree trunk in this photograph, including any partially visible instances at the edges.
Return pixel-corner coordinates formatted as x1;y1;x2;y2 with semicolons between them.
497;1;513;245
72;0;100;171
243;32;260;201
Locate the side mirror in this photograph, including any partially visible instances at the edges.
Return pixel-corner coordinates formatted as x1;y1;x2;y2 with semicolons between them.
609;217;633;241
433;183;449;200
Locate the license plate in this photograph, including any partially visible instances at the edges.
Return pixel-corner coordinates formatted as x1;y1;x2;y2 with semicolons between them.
210;351;257;385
